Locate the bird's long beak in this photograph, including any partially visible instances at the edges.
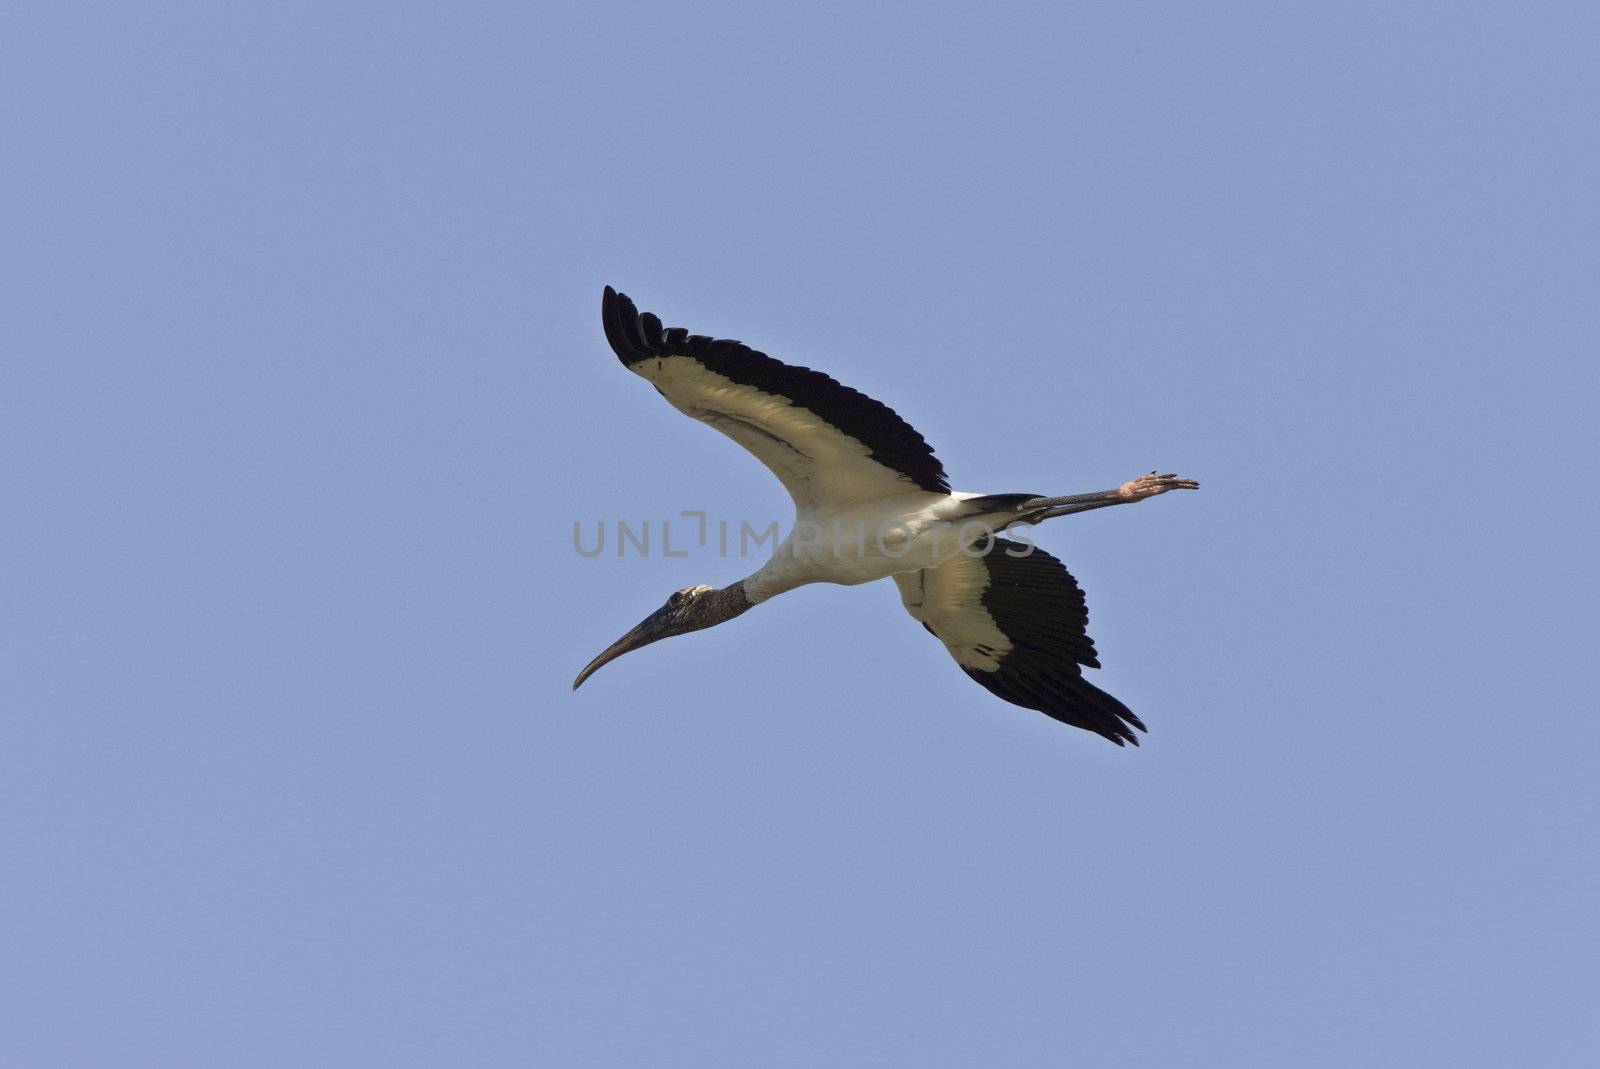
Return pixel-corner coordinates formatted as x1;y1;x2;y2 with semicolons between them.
572;608;674;690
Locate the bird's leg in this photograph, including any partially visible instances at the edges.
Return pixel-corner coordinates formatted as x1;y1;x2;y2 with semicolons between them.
1115;472;1200;501
1014;473;1199;524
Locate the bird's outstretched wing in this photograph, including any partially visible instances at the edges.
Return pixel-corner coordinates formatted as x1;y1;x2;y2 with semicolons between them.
893;537;1147;745
601;287;948;511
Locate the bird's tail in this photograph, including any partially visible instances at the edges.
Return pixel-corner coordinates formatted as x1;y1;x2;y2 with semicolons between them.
958;493;1043;514
961;491;1120;527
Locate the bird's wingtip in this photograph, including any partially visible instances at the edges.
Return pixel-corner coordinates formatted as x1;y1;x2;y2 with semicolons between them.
602;285;640;319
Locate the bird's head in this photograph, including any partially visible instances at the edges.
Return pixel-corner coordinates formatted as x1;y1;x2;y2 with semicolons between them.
572;584;726;690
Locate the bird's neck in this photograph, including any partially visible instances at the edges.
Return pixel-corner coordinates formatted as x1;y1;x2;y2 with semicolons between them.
706;580;755;624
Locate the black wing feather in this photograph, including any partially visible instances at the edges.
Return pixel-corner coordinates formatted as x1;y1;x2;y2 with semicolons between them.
909;537;1148;746
602;286;949;494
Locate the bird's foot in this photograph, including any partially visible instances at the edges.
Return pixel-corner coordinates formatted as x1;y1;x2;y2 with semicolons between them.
1117;471;1200;502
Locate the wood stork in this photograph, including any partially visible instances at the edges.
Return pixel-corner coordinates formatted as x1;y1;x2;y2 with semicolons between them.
574;287;1198;745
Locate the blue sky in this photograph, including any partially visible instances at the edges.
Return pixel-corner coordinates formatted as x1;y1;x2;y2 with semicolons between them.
4;2;1597;1065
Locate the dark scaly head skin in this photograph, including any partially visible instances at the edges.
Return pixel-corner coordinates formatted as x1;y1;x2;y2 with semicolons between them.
572;583;751;690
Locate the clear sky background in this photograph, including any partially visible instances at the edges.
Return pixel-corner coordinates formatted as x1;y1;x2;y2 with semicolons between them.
4;2;1597;1065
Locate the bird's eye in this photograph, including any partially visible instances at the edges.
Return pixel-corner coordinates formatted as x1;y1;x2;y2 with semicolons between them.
667;591;686;607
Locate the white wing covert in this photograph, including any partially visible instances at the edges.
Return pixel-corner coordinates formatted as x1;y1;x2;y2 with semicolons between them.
894;536;1146;745
602;287;948;512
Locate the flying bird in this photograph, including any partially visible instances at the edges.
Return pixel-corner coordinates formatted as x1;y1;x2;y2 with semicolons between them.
574;287;1198;745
